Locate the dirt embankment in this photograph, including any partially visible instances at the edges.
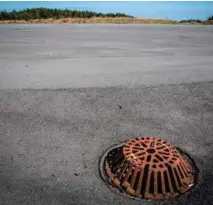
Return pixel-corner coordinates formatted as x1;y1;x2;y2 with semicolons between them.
1;17;212;25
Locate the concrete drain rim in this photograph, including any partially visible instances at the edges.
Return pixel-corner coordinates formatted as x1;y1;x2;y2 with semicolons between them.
99;138;199;201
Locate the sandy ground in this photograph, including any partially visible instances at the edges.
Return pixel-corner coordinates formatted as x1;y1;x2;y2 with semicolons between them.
0;24;213;205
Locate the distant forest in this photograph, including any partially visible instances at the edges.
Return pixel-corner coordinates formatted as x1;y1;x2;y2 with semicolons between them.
180;16;213;23
0;8;212;23
0;8;134;21
208;15;213;20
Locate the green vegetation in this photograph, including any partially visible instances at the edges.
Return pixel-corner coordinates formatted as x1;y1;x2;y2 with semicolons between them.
208;15;213;20
0;8;212;25
179;19;203;23
0;8;133;21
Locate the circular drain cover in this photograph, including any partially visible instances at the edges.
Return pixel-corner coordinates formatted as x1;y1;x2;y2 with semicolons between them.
100;137;198;200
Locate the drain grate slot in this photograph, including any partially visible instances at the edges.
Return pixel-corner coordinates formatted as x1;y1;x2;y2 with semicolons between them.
164;171;170;192
174;168;182;188
166;164;178;193
157;172;162;194
133;171;141;190
140;164;149;196
149;171;155;194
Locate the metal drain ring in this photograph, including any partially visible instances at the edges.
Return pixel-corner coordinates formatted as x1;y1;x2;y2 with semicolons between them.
99;137;198;200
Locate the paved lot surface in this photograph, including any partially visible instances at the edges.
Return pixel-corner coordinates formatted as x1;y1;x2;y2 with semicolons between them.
0;24;213;89
0;25;213;205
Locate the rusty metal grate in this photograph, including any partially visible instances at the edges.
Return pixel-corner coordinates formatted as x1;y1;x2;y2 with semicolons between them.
102;137;198;200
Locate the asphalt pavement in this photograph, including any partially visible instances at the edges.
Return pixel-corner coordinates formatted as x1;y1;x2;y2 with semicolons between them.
0;24;213;205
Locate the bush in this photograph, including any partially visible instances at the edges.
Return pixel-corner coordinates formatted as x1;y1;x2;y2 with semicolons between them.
208;15;213;21
180;19;203;23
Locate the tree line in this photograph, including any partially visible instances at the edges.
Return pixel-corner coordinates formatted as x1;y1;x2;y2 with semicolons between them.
180;15;213;23
0;8;134;21
0;8;212;22
208;15;213;20
179;19;203;23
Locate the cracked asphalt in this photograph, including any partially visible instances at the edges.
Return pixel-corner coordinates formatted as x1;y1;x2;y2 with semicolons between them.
0;24;213;205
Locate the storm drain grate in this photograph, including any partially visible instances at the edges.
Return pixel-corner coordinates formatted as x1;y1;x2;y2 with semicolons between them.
100;137;198;200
